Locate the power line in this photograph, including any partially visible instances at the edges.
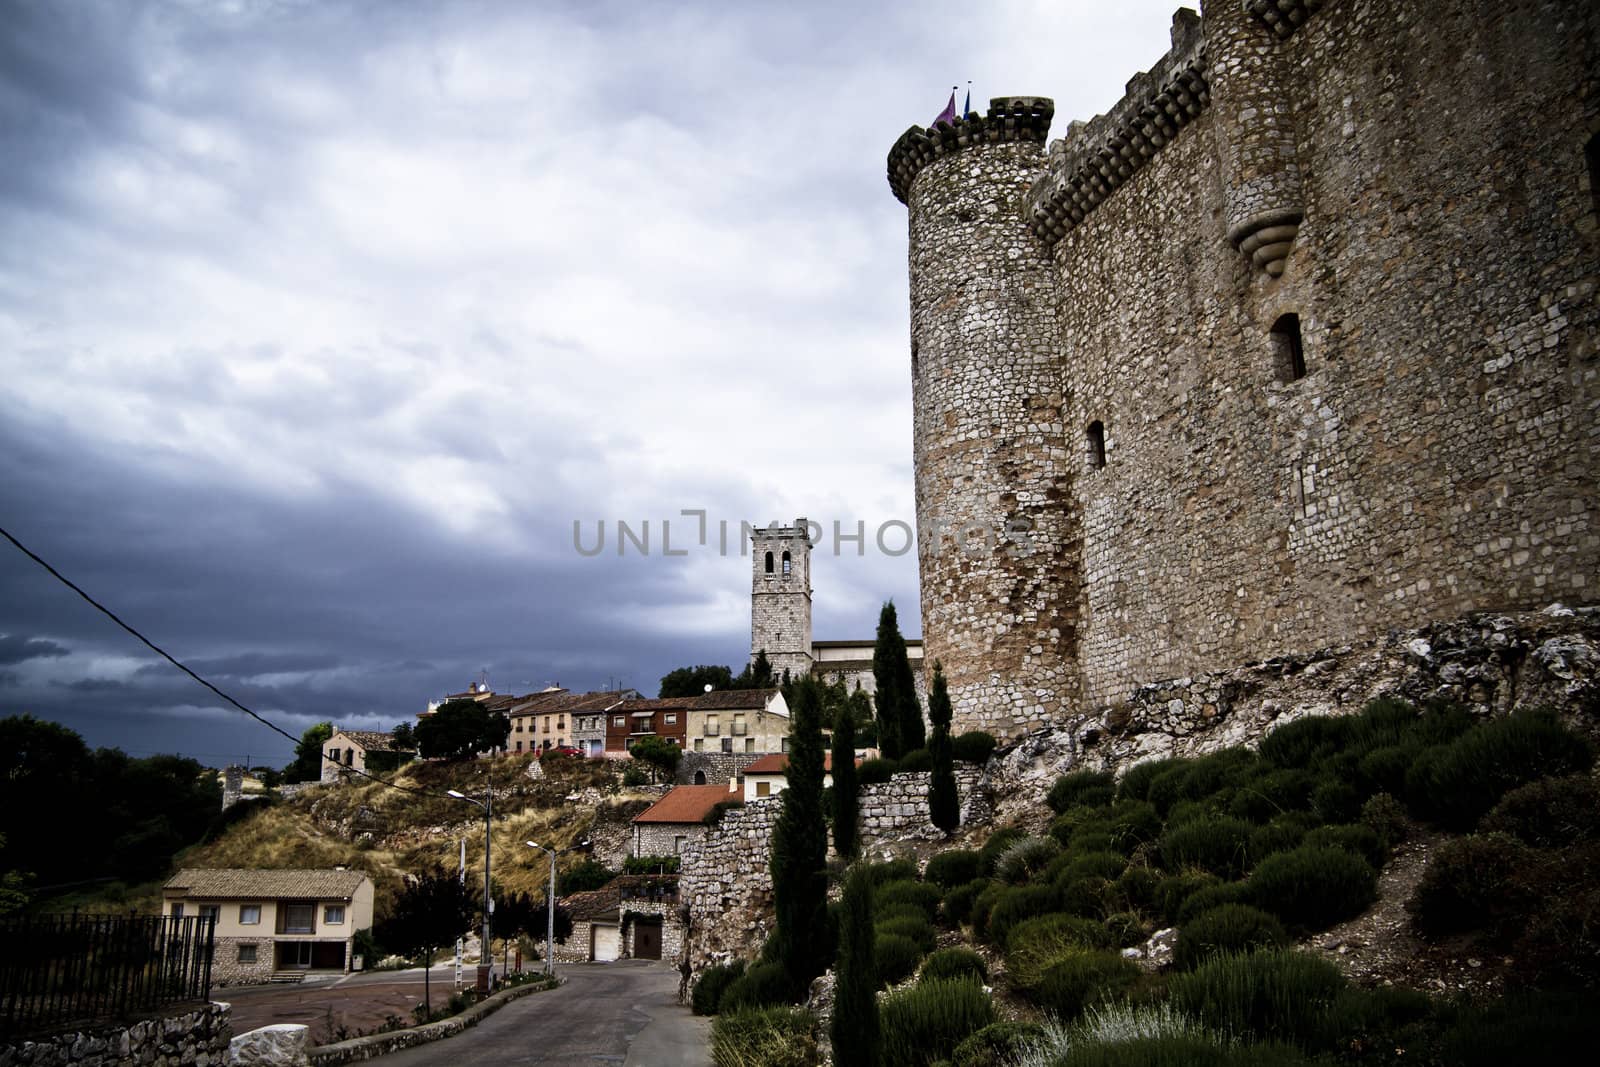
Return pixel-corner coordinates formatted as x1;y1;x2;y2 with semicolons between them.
0;521;444;800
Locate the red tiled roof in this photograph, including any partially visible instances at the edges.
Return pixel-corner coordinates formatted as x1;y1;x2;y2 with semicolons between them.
618;689;780;714
744;752;842;775
632;784;740;824
510;689;634;718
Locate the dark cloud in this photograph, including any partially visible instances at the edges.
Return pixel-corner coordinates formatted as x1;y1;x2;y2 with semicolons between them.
0;634;70;665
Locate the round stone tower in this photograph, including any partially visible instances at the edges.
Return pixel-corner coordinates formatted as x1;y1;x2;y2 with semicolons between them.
887;98;1083;737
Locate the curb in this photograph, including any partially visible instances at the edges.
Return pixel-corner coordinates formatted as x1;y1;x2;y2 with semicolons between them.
304;977;559;1065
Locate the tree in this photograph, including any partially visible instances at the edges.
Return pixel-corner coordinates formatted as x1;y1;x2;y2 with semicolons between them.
749;650;775;689
390;722;416;750
629;736;682;782
415;699;506;760
285;721;334;783
0;834;31;919
490;889;535;975
558;860;616;895
375;868;476;1015
770;677;829;995
832;709;860;860
871;602;924;758
659;665;735;698
832;865;879;1067
927;661;960;833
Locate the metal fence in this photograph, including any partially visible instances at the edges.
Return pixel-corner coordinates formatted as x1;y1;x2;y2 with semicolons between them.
0;913;214;1037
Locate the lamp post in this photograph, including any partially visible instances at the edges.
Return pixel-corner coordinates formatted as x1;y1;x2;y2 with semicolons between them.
447;783;494;994
527;839;590;976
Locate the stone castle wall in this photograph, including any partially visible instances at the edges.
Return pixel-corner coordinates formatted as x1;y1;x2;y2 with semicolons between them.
891;0;1600;729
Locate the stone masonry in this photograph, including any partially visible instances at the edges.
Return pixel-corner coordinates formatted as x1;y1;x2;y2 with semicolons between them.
887;0;1600;735
0;1002;231;1067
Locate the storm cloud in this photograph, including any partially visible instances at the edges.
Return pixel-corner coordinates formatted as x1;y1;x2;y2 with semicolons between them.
0;0;1179;765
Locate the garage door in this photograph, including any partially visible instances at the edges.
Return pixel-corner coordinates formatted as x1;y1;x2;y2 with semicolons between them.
592;923;621;962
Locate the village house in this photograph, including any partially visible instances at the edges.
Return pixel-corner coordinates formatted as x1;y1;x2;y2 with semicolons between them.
163;868;374;985
319;729;412;782
740;751;847;803
630;782;741;857
606;697;690;756
510;688;635;755
558;873;681;963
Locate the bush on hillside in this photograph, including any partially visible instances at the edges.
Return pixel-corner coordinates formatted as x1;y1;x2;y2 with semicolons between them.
1056;851;1128;885
920;946;989;984
1154;871;1223;925
861;858;920;887
924;849;982;889
950;1021;1046;1067
1405;710;1592;829
876;914;936;954
711;1005;817;1067
1247;811;1319;864
1049;770;1117;813
1359;792;1409;846
719;960;794;1012
1173;881;1250;925
1004;914;1113;991
1032;951;1142;1021
1480;774;1600;847
1174;904;1288;970
1437;988;1600;1066
896;748;932;773
1406;833;1535;939
952;731;998;764
1158;816;1253;879
875;932;924;988
978;826;1028;875
880;976;995;1067
995;835;1061;883
970;881;1007;938
876;878;941;919
691;959;746;1016
1301;823;1387;868
1109;801;1164;850
856;758;897;786
1248;845;1377;931
1104;911;1149;948
985;884;1058;947
1168;948;1347;1049
1057;876;1115;920
1117;758;1188;803
1114;865;1161;911
942;878;990;927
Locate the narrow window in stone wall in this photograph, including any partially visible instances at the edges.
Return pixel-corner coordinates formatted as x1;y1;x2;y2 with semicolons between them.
765;551;774;575
1272;313;1306;381
781;551;791;576
1087;421;1107;470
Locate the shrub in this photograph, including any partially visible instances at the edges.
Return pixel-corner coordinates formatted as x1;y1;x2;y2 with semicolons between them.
1406;710;1593;829
942;878;989;927
952;731;998;764
711;1005;817;1067
1301;823;1387;868
1173;881;1249;925
925;849;983;888
1004;914;1113;990
1309;777;1363;823
1049;770;1117;813
1480;774;1600;847
921;946;989;984
861;858;921;887
875;933;924;987
1032;951;1141;1021
1061;851;1128;884
951;1021;1045;1067
1248;845;1377;931
970;881;1007;938
1108;801;1163;850
719;961;794;1012
876;914;936;954
1175;904;1288;970
876;878;941;920
1406;832;1535;939
1247;811;1318;864
703;799;744;827
875;902;930;928
995;835;1062;883
1259;714;1352;770
622;764;649;787
1154;871;1222;925
1168;948;1346;1048
880;976;996;1067
896;747;933;773
1104;912;1149;948
856;758;897;786
1437;988;1600;1067
1114;865;1161;911
978;826;1029;875
692;960;747;1016
1359;792;1409;845
1058;876;1114;920
986;884;1058;947
1117;758;1186;802
1357;744;1421;796
1158;816;1253;878
1229;767;1318;821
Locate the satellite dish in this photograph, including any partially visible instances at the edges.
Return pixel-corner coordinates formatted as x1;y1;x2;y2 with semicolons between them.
704;684;714;693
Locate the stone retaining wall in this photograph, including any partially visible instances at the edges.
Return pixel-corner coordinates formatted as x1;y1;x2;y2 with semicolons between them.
0;1002;230;1067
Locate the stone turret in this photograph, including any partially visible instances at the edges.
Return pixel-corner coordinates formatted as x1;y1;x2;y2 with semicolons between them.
750;521;813;680
888;98;1083;738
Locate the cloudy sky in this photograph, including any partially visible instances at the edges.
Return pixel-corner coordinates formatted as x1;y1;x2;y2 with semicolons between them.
0;0;1180;766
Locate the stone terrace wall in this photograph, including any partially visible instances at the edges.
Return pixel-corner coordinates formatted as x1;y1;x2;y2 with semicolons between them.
0;1002;230;1067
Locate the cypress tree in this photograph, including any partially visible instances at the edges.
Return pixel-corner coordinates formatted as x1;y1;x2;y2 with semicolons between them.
831;865;880;1067
832;710;860;860
927;661;959;833
872;601;924;758
770;677;829;994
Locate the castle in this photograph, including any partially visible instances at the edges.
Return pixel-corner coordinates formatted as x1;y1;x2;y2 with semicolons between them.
888;0;1598;737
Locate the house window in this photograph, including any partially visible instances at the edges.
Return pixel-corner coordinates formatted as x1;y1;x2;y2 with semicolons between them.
1087;421;1107;469
674;835;688;854
764;551;774;575
282;904;315;934
344;748;354;766
237;943;258;964
706;715;719;736
515;741;522;752
199;904;220;922
664;714;677;725
239;905;261;925
615;716;625;727
170;903;184;919
325;905;345;925
1271;313;1306;381
781;551;791;576
756;781;771;797
745;738;755;753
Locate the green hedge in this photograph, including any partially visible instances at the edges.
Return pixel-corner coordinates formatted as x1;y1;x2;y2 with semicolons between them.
1247;845;1377;931
925;849;983;888
879;976;995;1067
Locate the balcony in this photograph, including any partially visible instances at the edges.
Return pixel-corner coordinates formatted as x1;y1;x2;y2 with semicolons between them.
703;724;720;737
731;723;748;736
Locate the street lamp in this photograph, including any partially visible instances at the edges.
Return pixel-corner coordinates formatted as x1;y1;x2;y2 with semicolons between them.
447;784;494;994
526;839;590;976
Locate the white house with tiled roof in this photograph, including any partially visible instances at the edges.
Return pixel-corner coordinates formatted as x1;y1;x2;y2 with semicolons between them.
320;729;414;782
163;868;374;985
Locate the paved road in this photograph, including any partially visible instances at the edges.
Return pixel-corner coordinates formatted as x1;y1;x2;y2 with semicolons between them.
364;961;711;1067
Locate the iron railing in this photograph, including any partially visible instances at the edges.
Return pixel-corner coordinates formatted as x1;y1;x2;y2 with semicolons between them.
0;913;214;1037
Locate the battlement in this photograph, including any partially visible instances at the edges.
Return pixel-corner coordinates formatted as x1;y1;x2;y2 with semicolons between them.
886;97;1055;204
1247;0;1326;40
1025;9;1209;243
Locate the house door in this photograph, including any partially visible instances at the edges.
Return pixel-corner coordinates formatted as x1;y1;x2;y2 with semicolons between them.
634;923;662;960
276;942;314;969
591;923;621;962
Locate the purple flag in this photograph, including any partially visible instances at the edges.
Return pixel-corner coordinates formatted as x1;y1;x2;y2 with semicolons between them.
932;92;956;126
